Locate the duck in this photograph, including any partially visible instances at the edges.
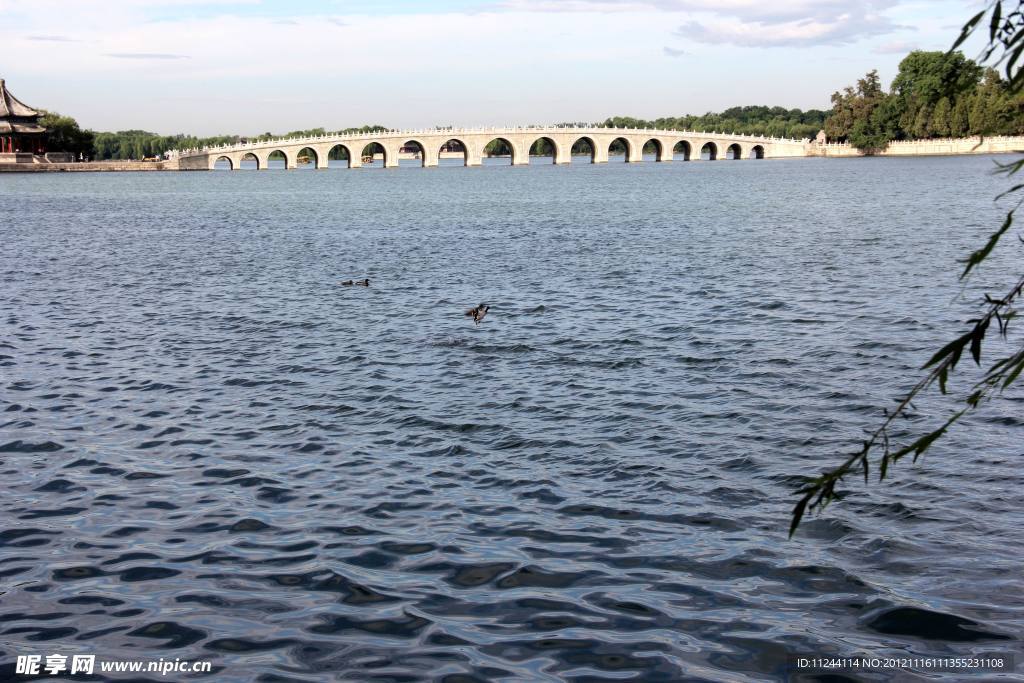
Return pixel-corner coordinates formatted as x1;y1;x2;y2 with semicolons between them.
355;278;370;287
465;304;489;325
339;280;354;286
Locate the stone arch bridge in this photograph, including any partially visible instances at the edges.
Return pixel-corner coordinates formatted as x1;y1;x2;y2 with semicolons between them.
171;126;810;170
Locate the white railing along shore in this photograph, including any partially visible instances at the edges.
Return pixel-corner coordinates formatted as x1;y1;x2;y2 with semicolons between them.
814;135;1024;149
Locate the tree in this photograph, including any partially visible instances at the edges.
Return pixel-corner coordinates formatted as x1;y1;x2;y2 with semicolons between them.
825;70;892;151
528;139;551;155
39;111;94;158
891;51;983;138
972;68;1024;134
969;72;1008;134
931;97;952;136
824;87;857;140
790;0;1024;536
825;49;1019;149
485;139;514;156
911;102;934;138
951;95;972;135
600;107;826;141
892;50;983;117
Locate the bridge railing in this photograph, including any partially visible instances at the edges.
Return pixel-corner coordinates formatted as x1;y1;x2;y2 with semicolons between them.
176;125;809;156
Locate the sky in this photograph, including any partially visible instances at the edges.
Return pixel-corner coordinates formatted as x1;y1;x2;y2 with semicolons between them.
0;0;988;136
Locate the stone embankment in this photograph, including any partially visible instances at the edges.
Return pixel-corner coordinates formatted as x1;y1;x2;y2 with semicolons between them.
0;160;194;172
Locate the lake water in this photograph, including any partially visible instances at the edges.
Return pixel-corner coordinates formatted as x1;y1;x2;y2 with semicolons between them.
1;156;1022;682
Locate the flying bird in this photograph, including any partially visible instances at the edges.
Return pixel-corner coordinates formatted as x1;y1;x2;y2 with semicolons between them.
465;304;489;325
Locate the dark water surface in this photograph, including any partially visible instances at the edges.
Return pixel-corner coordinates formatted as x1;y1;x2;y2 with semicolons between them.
1;156;1022;682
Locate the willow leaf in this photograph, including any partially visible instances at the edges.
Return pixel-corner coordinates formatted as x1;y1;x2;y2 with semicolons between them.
952;10;987;50
960;211;1014;279
923;331;971;369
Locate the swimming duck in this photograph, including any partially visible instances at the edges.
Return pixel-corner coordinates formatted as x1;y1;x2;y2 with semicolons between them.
465;304;489;325
355;278;370;287
339;280;354;286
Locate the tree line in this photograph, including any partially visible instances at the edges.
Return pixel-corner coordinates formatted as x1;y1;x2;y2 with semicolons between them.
597;107;829;141
825;50;1023;151
38;119;389;161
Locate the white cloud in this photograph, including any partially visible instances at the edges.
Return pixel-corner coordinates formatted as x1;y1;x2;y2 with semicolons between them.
26;35;82;42
873;39;919;54
504;0;902;47
680;13;897;47
104;52;191;59
502;0;899;21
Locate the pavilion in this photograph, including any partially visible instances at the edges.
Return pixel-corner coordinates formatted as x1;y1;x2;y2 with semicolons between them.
0;79;46;159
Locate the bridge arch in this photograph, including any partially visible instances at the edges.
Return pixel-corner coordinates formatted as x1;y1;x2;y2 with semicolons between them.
571;136;596;164
360;142;387;168
327;143;353;168
700;142;718;161
440;138;470;166
296;147;319;169
725;143;743;160
642;138;664;162
529;136;559;164
267;149;290;169
749;144;765;159
673;140;691;161
240;152;259;170
213;155;233;170
483;137;515;165
609;137;633;162
400;139;428;167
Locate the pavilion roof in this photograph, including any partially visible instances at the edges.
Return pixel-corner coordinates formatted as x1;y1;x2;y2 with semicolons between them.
0;79;43;119
0;121;46;134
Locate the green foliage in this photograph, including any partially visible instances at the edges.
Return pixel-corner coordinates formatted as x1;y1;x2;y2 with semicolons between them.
600;106;828;140
791;0;1024;537
951;96;971;135
573;138;596;155
484;139;514;156
244;125;387;145
38;111;94;157
532;138;553;155
93;131;238;160
86;125;390;160
825;49;1024;151
327;146;350;160
931;97;952;136
892;50;982;117
827;70;893;152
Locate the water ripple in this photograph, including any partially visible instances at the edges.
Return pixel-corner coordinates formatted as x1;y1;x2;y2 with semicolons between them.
0;157;1020;681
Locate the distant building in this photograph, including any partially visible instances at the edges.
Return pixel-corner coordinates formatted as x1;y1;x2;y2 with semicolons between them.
0;79;46;158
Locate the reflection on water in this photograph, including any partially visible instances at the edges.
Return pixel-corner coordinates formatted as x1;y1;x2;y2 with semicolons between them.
0;156;1021;681
224;153;664;170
